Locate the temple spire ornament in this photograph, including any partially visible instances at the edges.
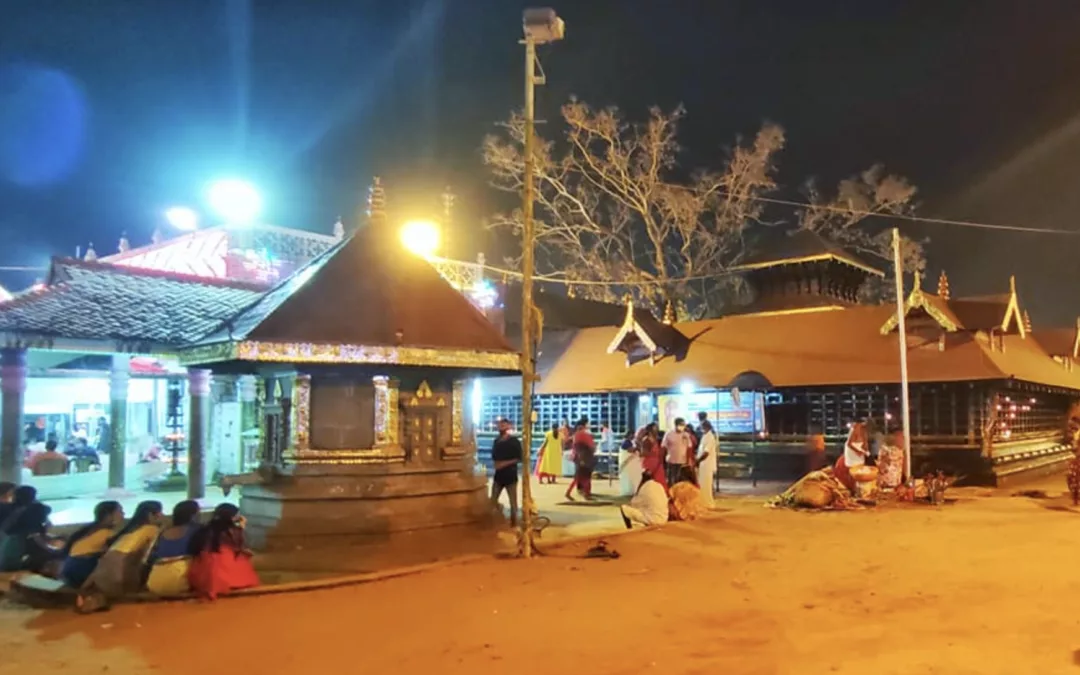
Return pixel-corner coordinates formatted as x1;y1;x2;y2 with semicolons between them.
912;270;923;291
937;270;950;300
84;243;98;262
366;176;386;227
663;300;675;325
333;216;345;241
118;232;130;253
151;227;163;245
1023;310;1033;334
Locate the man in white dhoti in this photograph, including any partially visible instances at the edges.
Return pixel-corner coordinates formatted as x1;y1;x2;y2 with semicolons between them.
620;472;669;528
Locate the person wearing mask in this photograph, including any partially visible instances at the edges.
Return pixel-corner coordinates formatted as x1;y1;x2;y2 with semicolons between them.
619;472;669;529
696;420;718;507
60;501;124;588
146;500;201;596
618;430;643;497
565;417;596;501
662;418;692;485
76;500;165;613
490;418;523;527
638;423;666;490
187;504;259;600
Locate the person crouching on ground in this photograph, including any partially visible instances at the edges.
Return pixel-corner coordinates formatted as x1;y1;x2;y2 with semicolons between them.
187;504;259;600
60;500;123;588
620;471;669;529
0;501;63;574
146;499;201;597
669;465;703;522
490;417;523;527
76;500;164;613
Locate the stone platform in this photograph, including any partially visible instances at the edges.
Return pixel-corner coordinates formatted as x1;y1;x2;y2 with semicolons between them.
239;461;497;551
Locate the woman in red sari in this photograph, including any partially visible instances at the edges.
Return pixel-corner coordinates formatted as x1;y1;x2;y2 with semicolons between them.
637;423;667;491
187;504;259;600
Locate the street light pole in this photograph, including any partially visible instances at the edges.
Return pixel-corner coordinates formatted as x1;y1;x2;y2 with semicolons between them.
891;227;913;482
519;8;564;558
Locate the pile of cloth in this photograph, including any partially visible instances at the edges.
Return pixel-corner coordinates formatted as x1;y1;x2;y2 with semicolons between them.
767;468;861;510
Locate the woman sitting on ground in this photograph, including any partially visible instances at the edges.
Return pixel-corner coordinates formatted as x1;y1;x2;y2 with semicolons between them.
76;500;164;613
0;501;62;574
619;471;670;529
60;501;124;588
668;465;703;522
0;482;18;525
187;504;259;600
145;500;201;597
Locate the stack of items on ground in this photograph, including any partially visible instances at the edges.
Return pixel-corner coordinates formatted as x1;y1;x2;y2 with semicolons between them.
0;483;260;612
771;420;950;510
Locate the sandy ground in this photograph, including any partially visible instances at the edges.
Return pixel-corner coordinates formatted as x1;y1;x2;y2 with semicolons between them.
6;479;1080;674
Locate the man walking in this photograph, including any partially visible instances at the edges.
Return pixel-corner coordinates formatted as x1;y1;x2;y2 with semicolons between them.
491;417;523;527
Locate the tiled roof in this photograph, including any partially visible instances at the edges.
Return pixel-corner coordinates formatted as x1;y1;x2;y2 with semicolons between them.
733;229;883;276
198;226;516;354
537;304;1080;394
0;259;265;346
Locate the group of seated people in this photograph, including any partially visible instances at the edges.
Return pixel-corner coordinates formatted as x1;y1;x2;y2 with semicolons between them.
0;483;259;611
619;465;704;529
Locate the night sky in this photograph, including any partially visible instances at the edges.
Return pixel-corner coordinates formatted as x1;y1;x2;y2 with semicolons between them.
3;1;1080;322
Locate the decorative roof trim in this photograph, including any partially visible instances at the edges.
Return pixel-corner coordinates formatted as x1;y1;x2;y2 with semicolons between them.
1074;318;1080;360
731;253;885;277
879;272;959;335
179;340;520;370
606;300;658;354
1001;275;1026;339
0;334;177;357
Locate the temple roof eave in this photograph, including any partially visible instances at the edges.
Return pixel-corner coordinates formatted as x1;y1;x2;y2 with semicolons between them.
0;332;180;357
178;339;521;372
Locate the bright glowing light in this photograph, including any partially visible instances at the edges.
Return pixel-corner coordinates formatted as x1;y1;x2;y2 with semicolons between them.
165;206;198;231
208;179;261;225
399;219;441;258
471;380;482;426
679;381;695;395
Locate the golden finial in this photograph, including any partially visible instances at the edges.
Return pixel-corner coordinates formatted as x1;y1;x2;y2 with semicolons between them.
1009;274;1017;296
1023;310;1033;334
662;301;675;325
912;270;922;290
937;270;950;300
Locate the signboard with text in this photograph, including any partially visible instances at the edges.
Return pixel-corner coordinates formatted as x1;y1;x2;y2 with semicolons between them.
657;391;766;435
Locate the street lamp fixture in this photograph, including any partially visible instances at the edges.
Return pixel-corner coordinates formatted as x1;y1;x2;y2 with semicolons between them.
523;8;565;44
165;206;199;231
208;179;262;226
399;219;441;258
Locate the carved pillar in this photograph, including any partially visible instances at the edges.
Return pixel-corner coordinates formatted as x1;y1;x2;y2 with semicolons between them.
0;348;27;484
373;376;400;449
451;379;465;447
187;368;211;499
290;374;311;453
237;375;258;471
108;355;130;489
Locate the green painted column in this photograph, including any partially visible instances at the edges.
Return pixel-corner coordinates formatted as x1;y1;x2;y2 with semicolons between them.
108;354;130;489
187;368;211;499
0;348;27;484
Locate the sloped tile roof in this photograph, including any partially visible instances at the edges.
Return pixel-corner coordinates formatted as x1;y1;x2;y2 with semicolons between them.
537;304;1080;394
0;259;265;346
198;226;516;354
733;229;884;276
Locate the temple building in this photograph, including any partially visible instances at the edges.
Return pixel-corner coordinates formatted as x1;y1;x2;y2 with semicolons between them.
0;178;519;539
482;232;1080;485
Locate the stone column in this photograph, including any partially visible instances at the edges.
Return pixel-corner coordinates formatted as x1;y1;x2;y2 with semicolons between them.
0;348;27;484
187;368;212;500
108;355;130;489
238;375;257;471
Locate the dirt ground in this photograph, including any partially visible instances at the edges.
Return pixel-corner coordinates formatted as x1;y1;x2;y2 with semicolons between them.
5;481;1080;675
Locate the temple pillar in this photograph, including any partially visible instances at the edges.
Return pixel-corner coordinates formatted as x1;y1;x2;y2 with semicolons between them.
0;348;27;484
187;368;212;499
108;355;130;489
238;375;258;471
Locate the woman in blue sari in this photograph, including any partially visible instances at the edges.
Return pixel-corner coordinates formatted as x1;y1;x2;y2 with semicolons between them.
145;500;200;596
60;501;123;588
76;500;164;613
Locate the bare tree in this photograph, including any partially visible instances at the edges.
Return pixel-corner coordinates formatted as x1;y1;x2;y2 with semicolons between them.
483;100;785;317
799;165;924;301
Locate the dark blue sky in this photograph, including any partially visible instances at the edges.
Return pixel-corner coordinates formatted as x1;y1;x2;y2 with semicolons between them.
3;1;1080;319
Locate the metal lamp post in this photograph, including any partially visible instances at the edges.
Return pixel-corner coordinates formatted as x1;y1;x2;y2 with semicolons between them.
519;8;565;558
